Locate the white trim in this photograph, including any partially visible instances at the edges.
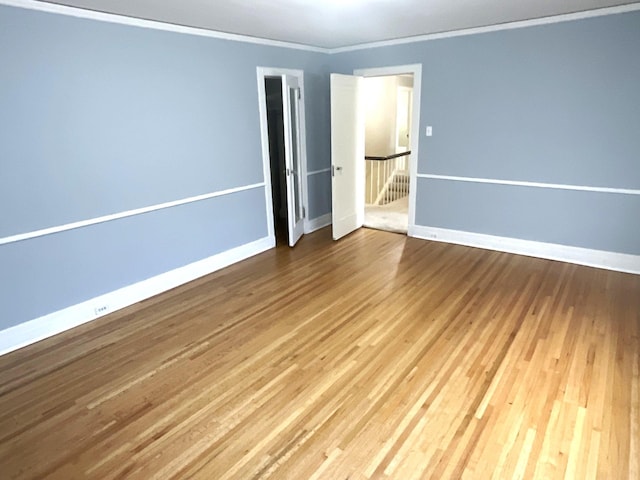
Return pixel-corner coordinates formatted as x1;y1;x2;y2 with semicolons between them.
411;225;640;275
3;0;639;54
256;67;310;246
307;168;331;176
1;0;326;52
417;174;640;196
0;183;264;246
331;4;640;53
353;64;422;234
0;236;274;357
305;213;332;234
4;1;638;55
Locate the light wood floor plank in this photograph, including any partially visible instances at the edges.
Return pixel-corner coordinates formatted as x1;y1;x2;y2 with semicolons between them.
0;228;638;479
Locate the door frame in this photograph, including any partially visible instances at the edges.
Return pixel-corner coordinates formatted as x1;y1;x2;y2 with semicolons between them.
256;67;309;245
353;64;422;235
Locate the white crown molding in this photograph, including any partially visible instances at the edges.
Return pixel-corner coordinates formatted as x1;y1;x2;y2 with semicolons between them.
1;0;327;53
0;235;275;357
0;182;265;246
411;225;640;275
2;0;639;54
418;174;640;196
330;3;640;53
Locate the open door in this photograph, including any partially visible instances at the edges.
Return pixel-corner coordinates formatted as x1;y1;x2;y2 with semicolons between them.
330;73;365;241
282;75;305;247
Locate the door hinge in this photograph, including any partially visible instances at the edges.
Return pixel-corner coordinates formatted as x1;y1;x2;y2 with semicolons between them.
302;206;306;218
297;88;301;100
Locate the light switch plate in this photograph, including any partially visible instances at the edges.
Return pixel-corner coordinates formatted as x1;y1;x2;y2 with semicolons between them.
426;126;433;137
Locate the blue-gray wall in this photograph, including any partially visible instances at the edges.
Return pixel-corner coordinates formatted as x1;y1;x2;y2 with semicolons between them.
0;5;331;330
331;11;640;255
2;5;639;333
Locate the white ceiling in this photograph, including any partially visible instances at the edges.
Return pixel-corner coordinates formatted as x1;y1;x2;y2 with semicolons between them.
40;0;638;49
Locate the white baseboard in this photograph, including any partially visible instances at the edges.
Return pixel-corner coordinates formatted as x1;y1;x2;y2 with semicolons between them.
305;213;332;234
411;225;640;275
0;236;275;357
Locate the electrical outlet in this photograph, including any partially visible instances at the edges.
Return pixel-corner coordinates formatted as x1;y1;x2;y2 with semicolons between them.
94;304;109;316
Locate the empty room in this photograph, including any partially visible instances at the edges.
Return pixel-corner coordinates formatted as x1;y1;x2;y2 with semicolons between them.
1;0;639;478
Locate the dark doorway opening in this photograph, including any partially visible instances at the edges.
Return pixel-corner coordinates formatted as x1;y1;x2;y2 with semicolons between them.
264;77;288;245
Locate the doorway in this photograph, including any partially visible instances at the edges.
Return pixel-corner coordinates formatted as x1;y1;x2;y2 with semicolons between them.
330;64;422;241
257;68;308;247
363;74;414;234
264;77;288;245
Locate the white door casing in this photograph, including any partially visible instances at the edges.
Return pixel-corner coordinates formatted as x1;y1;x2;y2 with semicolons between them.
330;73;365;241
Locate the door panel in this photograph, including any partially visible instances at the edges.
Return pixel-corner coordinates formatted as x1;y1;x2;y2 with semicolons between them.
396;87;412;153
331;73;365;241
282;75;305;247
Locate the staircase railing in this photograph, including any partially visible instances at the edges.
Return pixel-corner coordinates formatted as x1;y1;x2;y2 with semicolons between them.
365;151;411;205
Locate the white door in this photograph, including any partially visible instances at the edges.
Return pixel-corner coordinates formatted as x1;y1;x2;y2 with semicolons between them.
396;86;413;154
330;73;365;241
282;75;305;247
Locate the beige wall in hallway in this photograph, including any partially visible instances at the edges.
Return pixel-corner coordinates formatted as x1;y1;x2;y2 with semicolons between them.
364;75;414;157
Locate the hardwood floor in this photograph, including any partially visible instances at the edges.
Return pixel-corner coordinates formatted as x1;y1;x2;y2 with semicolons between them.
0;228;638;479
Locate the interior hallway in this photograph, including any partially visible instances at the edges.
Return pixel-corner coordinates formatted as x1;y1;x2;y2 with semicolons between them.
364;196;409;234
